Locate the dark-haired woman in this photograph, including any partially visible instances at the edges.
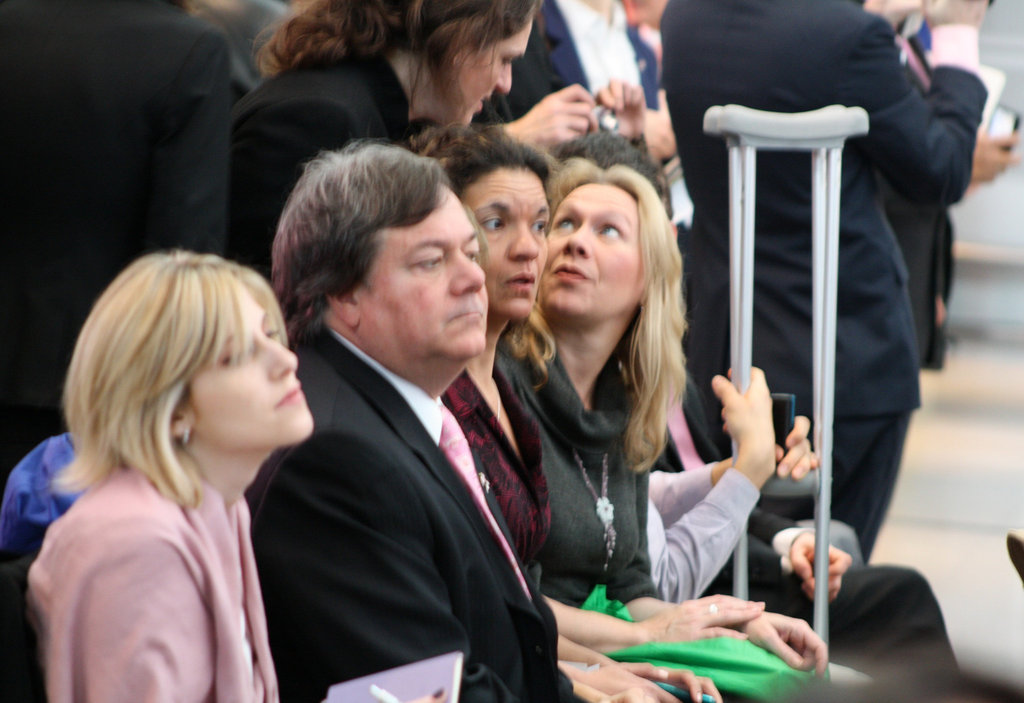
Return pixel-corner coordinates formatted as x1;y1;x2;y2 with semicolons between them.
229;0;540;270
418;127;719;703
415;125;553;566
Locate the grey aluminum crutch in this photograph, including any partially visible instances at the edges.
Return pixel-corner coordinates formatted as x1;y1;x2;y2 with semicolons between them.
703;104;869;641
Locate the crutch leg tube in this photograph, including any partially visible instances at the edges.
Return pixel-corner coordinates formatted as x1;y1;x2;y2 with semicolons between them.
703;104;869;640
726;142;756;598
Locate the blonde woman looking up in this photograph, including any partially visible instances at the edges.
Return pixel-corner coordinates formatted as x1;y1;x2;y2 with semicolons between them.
28;251;313;703
500;160;828;677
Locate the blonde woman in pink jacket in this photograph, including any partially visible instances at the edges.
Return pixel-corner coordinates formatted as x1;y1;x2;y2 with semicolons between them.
28;251;313;703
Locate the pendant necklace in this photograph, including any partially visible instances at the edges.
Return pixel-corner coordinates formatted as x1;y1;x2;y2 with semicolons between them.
572;449;616;571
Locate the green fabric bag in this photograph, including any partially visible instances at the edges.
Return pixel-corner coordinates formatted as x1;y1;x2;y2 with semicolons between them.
581;586;816;700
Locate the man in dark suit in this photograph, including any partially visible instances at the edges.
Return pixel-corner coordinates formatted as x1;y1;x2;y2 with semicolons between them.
249;143;577;703
0;0;231;483
864;1;1019;370
661;0;988;558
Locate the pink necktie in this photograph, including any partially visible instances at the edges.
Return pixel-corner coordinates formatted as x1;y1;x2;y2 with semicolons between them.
667;401;705;472
897;35;931;91
439;405;531;596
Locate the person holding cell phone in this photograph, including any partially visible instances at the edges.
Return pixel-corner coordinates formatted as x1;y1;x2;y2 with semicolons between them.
863;0;1016;369
970;121;1020;185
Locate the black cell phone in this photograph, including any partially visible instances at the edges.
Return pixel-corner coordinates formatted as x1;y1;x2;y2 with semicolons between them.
763;392;819;498
771;392;796;447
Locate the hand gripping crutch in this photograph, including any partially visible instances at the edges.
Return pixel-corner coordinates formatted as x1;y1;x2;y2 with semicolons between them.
703;104;869;641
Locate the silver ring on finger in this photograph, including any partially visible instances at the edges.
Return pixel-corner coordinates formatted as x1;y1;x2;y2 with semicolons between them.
708;603;719;615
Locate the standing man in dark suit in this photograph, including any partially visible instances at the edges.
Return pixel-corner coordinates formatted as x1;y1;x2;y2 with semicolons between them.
0;0;231;482
661;0;988;557
864;0;1018;370
251;143;579;703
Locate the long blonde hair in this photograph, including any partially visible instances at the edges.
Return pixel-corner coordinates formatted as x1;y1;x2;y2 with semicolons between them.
60;251;286;507
508;159;687;473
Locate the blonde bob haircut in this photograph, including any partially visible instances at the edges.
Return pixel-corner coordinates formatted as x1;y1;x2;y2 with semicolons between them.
60;250;286;508
507;158;687;473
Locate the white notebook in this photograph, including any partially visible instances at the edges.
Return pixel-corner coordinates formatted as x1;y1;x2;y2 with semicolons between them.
323;651;464;703
978;64;1007;129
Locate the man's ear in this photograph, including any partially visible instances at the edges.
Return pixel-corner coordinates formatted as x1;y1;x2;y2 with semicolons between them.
326;290;361;331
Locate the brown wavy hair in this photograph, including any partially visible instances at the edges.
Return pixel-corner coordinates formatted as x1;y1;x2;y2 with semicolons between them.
260;0;541;80
410;124;552;199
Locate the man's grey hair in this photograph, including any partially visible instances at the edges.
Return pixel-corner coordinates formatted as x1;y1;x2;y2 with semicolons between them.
272;141;450;345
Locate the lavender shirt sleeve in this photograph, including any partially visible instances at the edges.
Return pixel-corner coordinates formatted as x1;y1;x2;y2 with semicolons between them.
647;468;760;602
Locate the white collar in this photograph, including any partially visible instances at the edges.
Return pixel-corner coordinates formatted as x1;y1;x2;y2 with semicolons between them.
329;329;443;444
557;0;629;40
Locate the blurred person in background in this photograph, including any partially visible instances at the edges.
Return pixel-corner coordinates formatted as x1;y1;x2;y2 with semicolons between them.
662;0;990;558
0;0;232;486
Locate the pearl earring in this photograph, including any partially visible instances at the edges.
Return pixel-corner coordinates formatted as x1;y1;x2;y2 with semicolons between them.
182;427;191;446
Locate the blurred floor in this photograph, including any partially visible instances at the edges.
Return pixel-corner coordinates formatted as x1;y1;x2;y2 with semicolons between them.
920;2;1024;679
871;331;1024;685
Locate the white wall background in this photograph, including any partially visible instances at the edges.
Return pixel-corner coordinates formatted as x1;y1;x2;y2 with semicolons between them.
947;1;1024;334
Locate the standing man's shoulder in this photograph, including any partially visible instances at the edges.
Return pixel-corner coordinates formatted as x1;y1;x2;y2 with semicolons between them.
95;0;233;62
664;0;880;31
780;0;896;58
0;0;232;68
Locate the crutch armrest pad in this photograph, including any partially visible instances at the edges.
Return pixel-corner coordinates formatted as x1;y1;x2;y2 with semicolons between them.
704;104;869;150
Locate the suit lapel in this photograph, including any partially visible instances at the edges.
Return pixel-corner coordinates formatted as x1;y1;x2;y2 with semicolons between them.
311;333;533;602
311;333;465;493
905;35;933;92
542;1;589;92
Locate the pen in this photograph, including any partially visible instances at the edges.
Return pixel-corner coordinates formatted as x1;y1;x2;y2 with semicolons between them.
655;681;717;702
369;684;403;703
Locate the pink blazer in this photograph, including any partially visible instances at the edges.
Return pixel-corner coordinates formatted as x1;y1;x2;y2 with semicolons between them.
28;467;278;702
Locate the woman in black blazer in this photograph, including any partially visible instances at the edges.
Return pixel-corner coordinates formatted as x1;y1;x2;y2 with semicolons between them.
229;0;541;271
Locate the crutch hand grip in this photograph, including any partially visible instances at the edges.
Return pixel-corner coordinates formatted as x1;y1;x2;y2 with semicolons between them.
704;104;869;150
